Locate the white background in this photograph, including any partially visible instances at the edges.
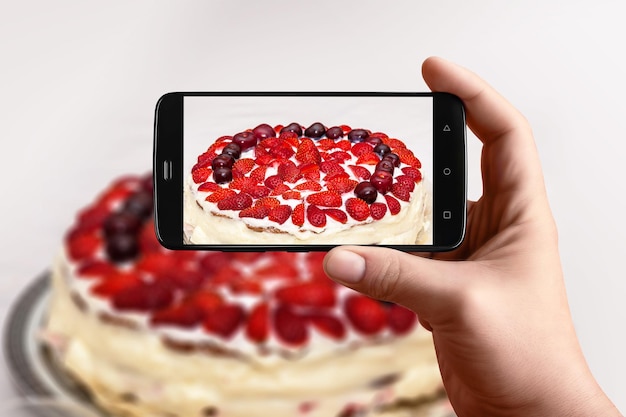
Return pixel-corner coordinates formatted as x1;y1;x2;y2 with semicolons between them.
1;0;625;412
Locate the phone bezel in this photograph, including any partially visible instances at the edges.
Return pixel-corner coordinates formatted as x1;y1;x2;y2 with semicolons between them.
154;92;466;252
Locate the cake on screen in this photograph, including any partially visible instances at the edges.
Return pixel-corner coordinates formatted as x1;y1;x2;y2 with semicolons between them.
184;123;431;245
41;172;449;417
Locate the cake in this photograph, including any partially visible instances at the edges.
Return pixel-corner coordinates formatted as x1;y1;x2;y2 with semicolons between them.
42;173;447;417
185;123;431;245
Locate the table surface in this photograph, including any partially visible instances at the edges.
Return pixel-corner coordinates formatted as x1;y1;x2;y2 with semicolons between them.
1;1;625;413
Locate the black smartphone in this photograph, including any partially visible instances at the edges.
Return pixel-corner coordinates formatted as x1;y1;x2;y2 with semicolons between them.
154;92;466;252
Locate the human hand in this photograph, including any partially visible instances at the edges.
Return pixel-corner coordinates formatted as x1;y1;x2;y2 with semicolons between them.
323;57;622;417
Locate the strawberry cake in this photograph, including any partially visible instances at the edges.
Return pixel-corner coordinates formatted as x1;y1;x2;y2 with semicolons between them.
185;123;431;245
42;173;446;417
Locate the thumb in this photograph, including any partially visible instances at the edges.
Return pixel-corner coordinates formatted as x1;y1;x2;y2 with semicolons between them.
323;246;460;316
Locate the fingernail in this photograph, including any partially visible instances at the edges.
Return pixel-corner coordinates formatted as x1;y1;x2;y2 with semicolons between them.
325;249;366;284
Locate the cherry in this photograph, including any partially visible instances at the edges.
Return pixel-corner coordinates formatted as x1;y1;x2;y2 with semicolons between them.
348;129;370;142
365;136;383;146
221;143;241;159
373;143;391;157
106;233;139;262
253;123;276;140
123;191;153;219
211;155;235;170
281;122;303;136
304;122;326;139
325;126;344;139
375;159;395;173
383;153;400;167
370;170;393;194
354;181;378;204
104;212;142;238
213;168;232;184
232;131;257;151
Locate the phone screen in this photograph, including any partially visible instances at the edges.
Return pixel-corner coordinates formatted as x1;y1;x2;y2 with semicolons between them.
154;92;465;251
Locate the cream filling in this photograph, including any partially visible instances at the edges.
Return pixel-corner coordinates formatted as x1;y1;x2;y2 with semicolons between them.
44;252;443;417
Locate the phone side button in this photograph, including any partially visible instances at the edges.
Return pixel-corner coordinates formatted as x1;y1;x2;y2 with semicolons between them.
163;160;172;181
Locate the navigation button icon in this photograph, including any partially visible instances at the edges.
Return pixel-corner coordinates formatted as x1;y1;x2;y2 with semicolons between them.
443;210;452;220
443;167;451;176
443;125;451;132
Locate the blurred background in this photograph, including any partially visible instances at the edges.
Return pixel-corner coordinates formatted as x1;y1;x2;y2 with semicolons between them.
1;0;624;412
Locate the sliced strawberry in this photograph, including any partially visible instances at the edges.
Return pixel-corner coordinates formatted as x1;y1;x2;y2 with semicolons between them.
76;260;116;279
112;282;173;312
264;174;283;189
192;167;212;184
229;278;263;294
335;140;351;151
150;304;202;328
198;182;221;192
255;197;281;209
277;160;302;183
306;204;327;227
324;208;348;224
229;177;257;191
256;261;299;280
249;165;267;183
91;271;142;297
384;195;401;215
348;165;371;180
198;252;231;274
282;190;301;200
239;205;270;219
206;188;237;203
292;203;305;226
278;131;299;145
326;178;358;194
168;264;205;291
395;175;416;192
387;304;417;335
197;150;218;165
231;158;252;174
344;295;386;335
308;313;346;340
260;137;280;149
295;138;321;164
340;125;352;133
396;148;421;168
254;146;273;165
370;202;387;220
192;159;212;171
269;205;292;224
306;191;342;207
67;231;101;262
243;185;271;199
76;205;110;232
325;151;352;163
275;282;336;307
323;171;350;182
271;142;296;159
274;124;283;134
369;132;389;140
391;182;412;202
386;138;407;150
270;183;291;196
345;198;370;221
319;161;344;175
401;166;422;182
317;139;337;151
355;152;380;165
273;305;308;346
203;304;245;338
186;290;224;315
217;193;253;211
299;163;320;181
351;142;374;157
246;303;269;343
136;252;177;278
295;180;322;192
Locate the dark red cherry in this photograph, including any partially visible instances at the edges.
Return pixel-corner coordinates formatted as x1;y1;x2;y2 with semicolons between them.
253;123;276;140
325;126;344;139
104;212;142;238
354;181;378;204
281;122;303;136
232;131;257;151
211;155;235;170
370;170;393;194
348;129;370;142
213;168;232;184
375;159;395;173
373;143;391;157
106;234;139;262
365;136;383;145
222;143;241;159
123;191;153;219
383;153;400;167
141;173;154;194
304;122;326;139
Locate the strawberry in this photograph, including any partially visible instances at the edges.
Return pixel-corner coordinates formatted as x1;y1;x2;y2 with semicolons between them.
198;252;231;274
350;142;374;157
139;221;161;253
279;131;299;147
256;260;299;280
249;165;267;183
292;203;305;226
386;138;407;150
207;141;227;154
198;182;221;192
344;295;386;335
306;191;342;207
355;152;380;165
323;171;350;182
243;185;271;199
306;204;326;227
325;151;352;162
391;182;412;202
233;158;255;175
295;138;321;164
295;180;322;192
396;148;421;168
335;140;351;151
271;142;296;159
281;190;301;200
326;178;357;194
395;175;416;192
269;205;292;224
76;205;110;232
308;313;346;340
369;132;389;140
264;174;283;189
319;161;344;175
348;165;371;180
317;139;337;150
255;197;281;209
136;252;178;278
275;282;336;307
197;151;217;165
239;205;270;219
401;166;422;182
246;303;269;343
229;278;262;294
112;282;173;312
273;305;308;346
187;290;223;315
192;167;212;184
384;194;401;215
150;304;202;328
203;304;245;338
260;137;280;149
299;163;320;181
387;304;417;335
340;124;352;133
217;193;253;211
345;198;370;221
91;271;142;297
324;208;348;224
370;202;388;220
206;188;236;203
229;177;257;191
76;260;116;278
277;160;302;183
67;231;101;262
168;264;204;291
254;146;273;165
270;183;291;196
274;124;284;134
192;159;211;171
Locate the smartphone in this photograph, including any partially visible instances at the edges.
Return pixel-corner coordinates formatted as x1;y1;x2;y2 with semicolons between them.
154;92;466;252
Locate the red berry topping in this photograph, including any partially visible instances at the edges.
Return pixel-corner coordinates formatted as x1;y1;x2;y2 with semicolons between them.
386;138;407;149
275;282;336;307
344;295;386;335
292;203;305;226
281;122;303;136
281;190;301;200
306;204;327;227
211;154;235;170
296;138;322;164
395;175;416;192
319;161;344;175
370;170;393;194
387;304;417;335
246;303;269;343
206;188;236;203
193;167;213;183
268;205;292;224
304;122;326;139
249;166;267;183
112;282;173;312
229;177;257;191
324;208;348;224
308;313;346;340
348;165;372;180
306;191;342;208
76;260;116;278
401;166;422;182
270;183;290;196
384;195;401;215
354;182;378;204
390;181;412;202
239;205;270;219
370;202;388;220
233;158;255;174
348;129;370;142
198;182;221;192
326;178;358;194
255;196;281;209
203;304;245;338
351;142;374;157
325;126;344;139
277;160;302;183
232;131;257;151
244;185;271;199
151;304;202;328
253;123;276;140
299;163;320;181
345;198;370;221
325;151;352;163
217;193;253;211
295;180;323;192
264;175;283;189
91;271;142;297
273;305;308;346
355;152;380;165
212;167;231;184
